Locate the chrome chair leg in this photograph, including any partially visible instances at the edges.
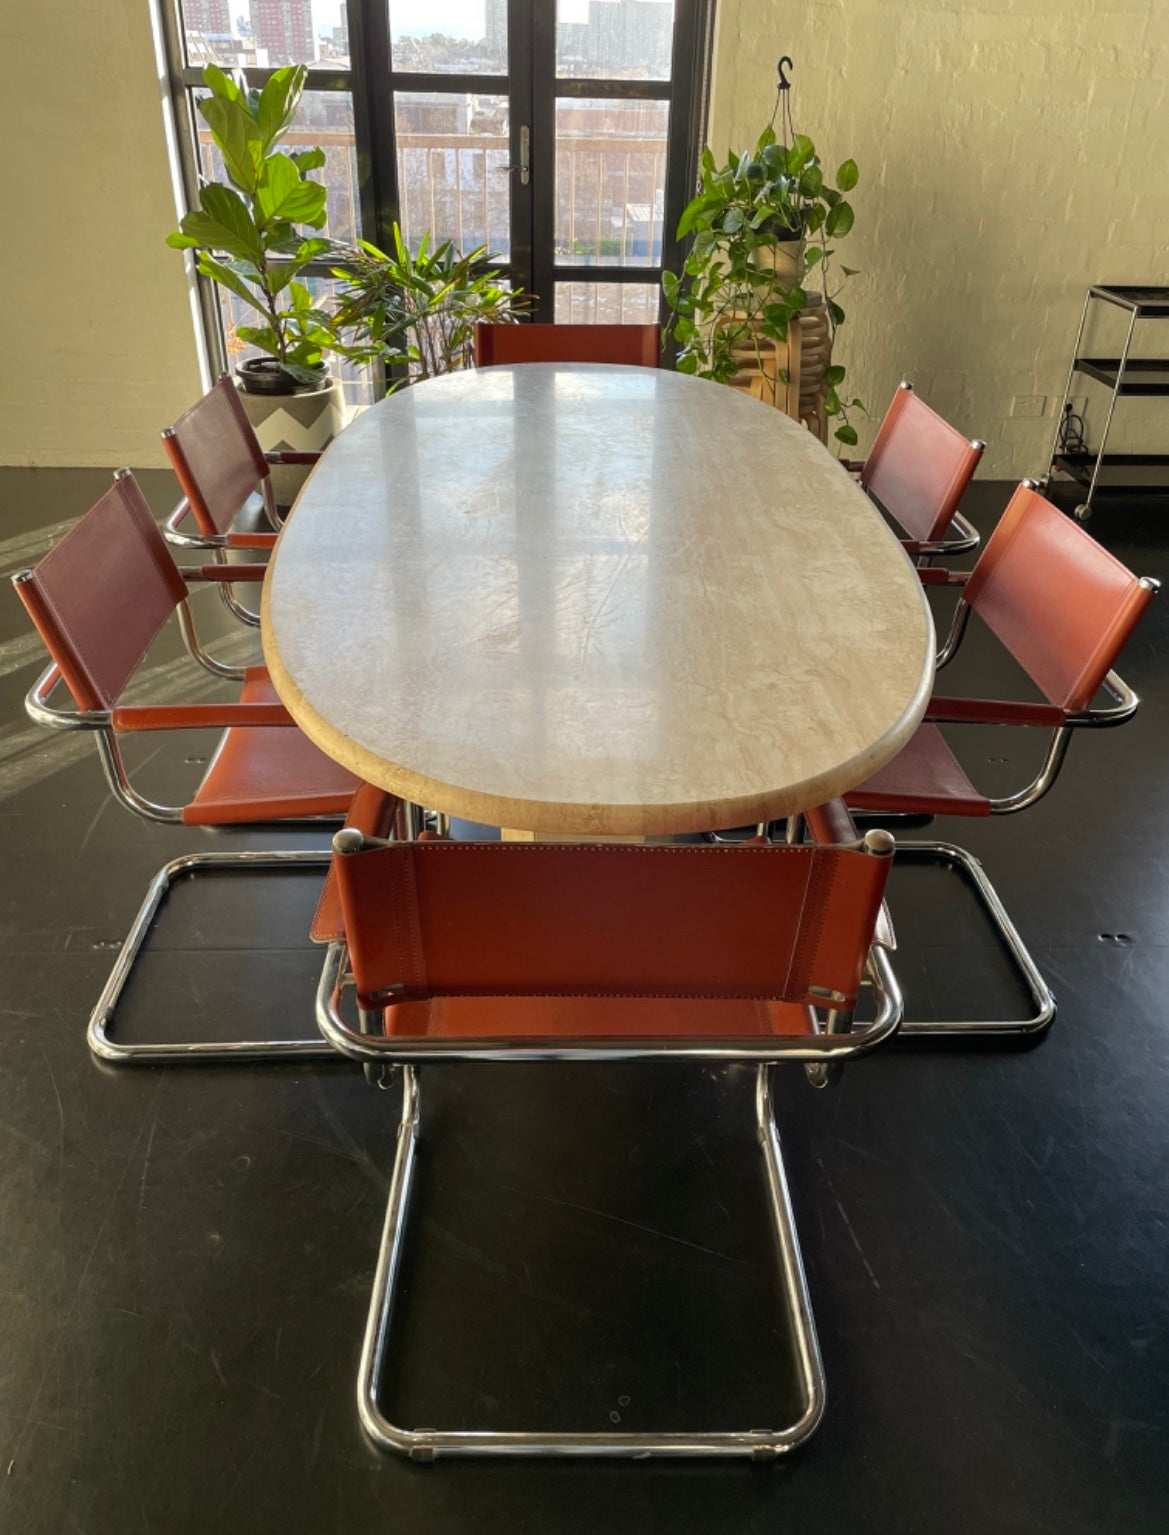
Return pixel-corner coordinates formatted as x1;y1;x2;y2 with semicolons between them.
893;840;1056;1036
88;849;344;1064
355;1063;826;1460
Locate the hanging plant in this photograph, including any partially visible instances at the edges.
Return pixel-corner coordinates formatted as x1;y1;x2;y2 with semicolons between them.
663;59;864;446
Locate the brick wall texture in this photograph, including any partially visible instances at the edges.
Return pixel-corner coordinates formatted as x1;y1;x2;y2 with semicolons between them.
709;0;1169;475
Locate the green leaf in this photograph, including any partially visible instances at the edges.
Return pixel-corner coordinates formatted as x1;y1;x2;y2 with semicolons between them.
203;65;245;104
836;159;859;192
178;184;263;261
676;195;705;239
236;323;281;356
256;66;306;150
788;134;815;173
198;94;264;194
835;423;859;446
195;255;268;315
166;230;200;249
661;269;680;306
255;152;328;228
721;207;744;234
827;299;845;326
803;245;823;268
824;364;846;387
840;265;860;277
290;146;326;173
825;201;854;238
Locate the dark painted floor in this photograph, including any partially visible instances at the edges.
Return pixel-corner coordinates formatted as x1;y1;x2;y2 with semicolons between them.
0;466;1167;1533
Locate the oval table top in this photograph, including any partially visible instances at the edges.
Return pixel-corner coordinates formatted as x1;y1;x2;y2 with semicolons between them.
262;365;935;836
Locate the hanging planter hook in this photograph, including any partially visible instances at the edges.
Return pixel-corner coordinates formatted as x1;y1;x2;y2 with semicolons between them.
777;56;793;91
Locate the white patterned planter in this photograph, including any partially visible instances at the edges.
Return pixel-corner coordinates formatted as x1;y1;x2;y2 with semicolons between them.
237;373;347;510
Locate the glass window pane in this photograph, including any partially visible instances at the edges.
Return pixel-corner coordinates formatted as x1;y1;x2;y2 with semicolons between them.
554;282;660;324
394;93;511;257
557;0;675;80
390;1;507;74
217;278;376;412
194;90;360;242
181;0;349;69
555;98;668;267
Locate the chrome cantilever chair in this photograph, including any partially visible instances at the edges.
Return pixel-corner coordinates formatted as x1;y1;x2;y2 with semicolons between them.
161;375;323;626
855;381;986;568
12;469;360;1065
314;811;901;1459
474;321;660;368
806;480;1159;1036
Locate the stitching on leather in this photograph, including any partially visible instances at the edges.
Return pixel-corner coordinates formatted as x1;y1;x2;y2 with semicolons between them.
790;850;841;995
398;845;427;993
386;988;817;1004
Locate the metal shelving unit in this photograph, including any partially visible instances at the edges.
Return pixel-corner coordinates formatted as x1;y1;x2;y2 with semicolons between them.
1046;285;1169;521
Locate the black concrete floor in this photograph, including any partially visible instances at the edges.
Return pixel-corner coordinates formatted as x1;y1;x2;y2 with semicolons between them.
0;467;1167;1533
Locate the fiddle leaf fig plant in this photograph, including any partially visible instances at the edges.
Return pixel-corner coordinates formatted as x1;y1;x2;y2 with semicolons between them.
330;225;529;386
664;120;863;446
167;65;338;387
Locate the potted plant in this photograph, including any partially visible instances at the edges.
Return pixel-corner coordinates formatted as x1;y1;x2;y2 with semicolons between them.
330;226;528;385
663;105;862;447
167;64;345;503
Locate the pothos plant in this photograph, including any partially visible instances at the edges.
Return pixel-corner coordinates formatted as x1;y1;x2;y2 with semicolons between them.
663;121;863;446
167;65;337;389
330;225;528;385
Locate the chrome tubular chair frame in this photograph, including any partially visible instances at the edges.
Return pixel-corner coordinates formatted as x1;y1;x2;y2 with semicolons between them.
796;666;1145;1037
312;898;901;1458
23;659;349;1064
164;482;281;631
348;1061;824;1461
888;840;1055;1036
90;849;340;1064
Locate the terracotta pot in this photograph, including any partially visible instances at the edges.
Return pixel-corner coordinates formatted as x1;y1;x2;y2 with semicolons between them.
235;366;346;510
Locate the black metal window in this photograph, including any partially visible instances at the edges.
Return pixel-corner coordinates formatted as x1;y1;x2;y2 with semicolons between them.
158;0;716;389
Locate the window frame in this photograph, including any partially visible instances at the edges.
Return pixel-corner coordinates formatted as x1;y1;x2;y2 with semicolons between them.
156;0;717;370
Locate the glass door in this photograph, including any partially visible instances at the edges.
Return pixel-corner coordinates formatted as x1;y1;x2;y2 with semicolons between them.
374;0;710;323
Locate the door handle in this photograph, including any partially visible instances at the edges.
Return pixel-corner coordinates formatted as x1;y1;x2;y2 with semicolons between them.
513;125;530;185
495;126;530;185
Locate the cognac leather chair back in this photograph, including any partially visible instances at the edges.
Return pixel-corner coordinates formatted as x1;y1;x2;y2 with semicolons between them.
13;472;186;712
964;483;1156;713
474;323;660;369
335;838;891;1018
862;383;984;545
163;375;269;537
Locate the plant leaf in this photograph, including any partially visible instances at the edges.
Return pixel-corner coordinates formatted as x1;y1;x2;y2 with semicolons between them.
195;254;268;314
198;95;264;194
835;423;859;446
825;201;854;238
256;66;306;150
179;184;263;261
256;152;328;228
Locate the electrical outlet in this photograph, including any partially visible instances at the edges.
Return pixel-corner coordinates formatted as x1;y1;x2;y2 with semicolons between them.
1011;394;1047;418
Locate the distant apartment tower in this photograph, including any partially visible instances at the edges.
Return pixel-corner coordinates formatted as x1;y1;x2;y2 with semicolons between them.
249;0;317;64
485;0;507;54
558;0;673;77
184;0;232;33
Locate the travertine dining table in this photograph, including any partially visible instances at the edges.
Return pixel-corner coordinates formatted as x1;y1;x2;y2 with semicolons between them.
261;364;935;837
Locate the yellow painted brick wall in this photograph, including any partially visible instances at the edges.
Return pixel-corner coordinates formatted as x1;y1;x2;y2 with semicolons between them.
709;0;1169;476
0;0;201;467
